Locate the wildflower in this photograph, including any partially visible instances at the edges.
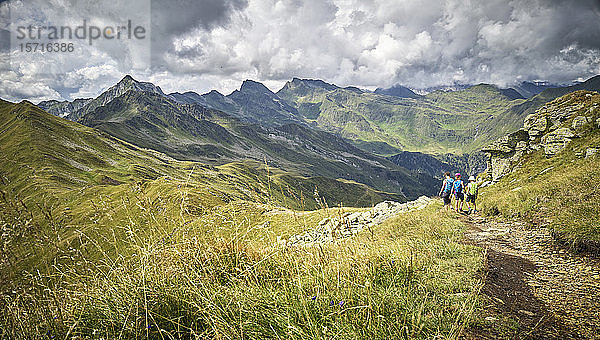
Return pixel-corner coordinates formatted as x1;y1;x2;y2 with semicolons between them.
330;300;335;306
311;296;316;301
339;301;344;307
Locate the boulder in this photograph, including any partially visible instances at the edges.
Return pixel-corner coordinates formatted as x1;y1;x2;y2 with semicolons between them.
539;102;580;129
571;116;591;130
541;128;576;157
482;129;529;181
524;114;547;139
488;156;514;181
481;129;529;154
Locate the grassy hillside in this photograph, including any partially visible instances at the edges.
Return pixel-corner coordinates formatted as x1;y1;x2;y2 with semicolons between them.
278;80;526;154
478;91;600;248
1;185;483;338
0;99;485;338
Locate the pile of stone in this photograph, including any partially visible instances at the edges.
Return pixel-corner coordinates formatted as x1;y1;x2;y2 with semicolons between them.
280;196;432;247
482;91;600;182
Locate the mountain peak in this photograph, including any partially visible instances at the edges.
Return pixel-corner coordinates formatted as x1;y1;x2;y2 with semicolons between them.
374;84;420;99
206;89;224;97
240;79;271;92
111;75;164;97
289;78;338;91
118;74;137;85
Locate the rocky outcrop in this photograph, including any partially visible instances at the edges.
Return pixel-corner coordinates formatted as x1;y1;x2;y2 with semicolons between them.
572;116;591;130
483;91;600;182
523;114;548;139
541;127;576;157
279;196;433;247
481;129;529;181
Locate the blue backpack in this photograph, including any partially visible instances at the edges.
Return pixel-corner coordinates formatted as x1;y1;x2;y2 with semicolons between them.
444;178;454;193
453;180;463;193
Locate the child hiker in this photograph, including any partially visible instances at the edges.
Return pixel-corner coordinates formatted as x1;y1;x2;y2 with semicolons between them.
465;175;478;214
452;173;465;212
438;171;454;212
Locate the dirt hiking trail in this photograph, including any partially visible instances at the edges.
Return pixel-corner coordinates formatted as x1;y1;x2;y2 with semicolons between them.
460;213;600;339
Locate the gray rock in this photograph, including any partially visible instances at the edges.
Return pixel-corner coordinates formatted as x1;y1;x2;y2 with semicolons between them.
542;128;576;157
285;196;432;246
482;129;529;182
482;129;529;154
572;116;591;130
524;114;548;138
482;129;530;181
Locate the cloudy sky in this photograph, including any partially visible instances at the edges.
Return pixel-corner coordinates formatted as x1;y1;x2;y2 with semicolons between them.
1;0;600;102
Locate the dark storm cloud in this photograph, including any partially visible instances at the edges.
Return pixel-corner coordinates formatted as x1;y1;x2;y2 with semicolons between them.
156;0;600;90
2;0;600;102
150;0;248;69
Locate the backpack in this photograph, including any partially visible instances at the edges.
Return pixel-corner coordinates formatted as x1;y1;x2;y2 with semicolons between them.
444;178;454;193
468;182;478;196
453;180;463;193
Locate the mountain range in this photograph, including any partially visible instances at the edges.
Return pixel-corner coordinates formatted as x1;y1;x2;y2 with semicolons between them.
30;74;600;200
39;76;600;155
0;99;412;210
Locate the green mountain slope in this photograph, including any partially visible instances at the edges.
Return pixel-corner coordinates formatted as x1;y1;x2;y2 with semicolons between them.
70;78;438;198
277;76;600;155
0;99;182;198
0;99;410;209
278;79;527;154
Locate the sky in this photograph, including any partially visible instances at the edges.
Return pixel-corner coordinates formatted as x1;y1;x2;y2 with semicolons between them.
1;0;600;102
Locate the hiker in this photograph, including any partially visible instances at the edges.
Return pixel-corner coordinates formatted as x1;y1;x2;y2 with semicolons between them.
452;173;465;212
465;175;478;214
438;171;454;212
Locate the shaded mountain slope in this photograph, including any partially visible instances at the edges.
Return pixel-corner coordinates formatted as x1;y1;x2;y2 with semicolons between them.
0;99;408;210
374;84;421;99
57;79;438;198
388;151;487;180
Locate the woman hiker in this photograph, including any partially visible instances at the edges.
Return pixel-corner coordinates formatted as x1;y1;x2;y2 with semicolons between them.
438;171;454;212
465;175;478;214
452;173;465;213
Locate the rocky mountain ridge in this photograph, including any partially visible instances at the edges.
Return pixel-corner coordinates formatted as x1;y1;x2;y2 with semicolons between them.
36;75;600;156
